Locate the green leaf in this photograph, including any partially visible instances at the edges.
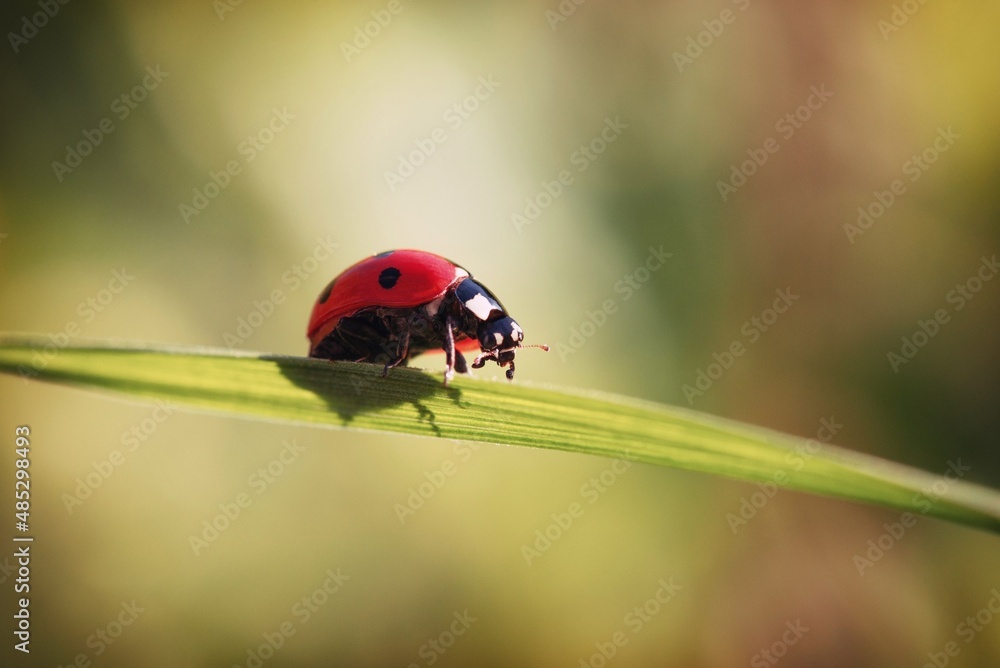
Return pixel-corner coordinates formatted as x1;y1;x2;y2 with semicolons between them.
2;335;999;533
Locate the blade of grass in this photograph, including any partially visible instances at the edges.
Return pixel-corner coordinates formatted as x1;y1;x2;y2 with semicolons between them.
2;335;998;533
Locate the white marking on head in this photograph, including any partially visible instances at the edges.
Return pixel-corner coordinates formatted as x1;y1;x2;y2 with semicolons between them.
464;293;495;320
493;332;503;346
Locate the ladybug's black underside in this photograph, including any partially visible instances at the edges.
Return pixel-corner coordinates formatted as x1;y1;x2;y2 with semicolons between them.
309;297;480;374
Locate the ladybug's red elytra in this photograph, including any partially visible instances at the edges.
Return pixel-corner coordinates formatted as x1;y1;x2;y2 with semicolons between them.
307;249;547;385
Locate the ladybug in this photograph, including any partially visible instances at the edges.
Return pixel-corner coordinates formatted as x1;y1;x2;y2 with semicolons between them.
307;249;547;384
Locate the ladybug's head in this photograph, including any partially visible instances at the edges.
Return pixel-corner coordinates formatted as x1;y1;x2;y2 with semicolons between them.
477;316;523;354
472;317;549;380
455;277;548;380
471;316;521;380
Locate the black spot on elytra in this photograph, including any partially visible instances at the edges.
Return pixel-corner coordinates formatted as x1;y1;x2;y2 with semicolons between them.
378;267;401;289
318;280;335;304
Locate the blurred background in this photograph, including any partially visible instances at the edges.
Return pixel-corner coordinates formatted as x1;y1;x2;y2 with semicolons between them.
2;0;999;666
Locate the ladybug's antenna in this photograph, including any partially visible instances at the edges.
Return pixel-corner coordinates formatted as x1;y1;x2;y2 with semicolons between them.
520;343;550;352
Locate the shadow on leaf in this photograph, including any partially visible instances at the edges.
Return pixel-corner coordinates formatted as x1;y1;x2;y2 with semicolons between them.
267;355;463;435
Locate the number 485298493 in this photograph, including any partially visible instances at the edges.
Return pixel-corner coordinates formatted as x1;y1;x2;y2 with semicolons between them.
15;426;30;529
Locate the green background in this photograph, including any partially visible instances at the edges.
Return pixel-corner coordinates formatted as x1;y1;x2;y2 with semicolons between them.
1;1;999;666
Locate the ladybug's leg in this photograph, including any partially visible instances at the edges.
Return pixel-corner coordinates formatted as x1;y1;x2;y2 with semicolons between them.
471;351;495;369
381;325;410;377
454;350;468;375
443;315;458;386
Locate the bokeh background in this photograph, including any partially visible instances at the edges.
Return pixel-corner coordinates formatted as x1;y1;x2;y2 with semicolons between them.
2;1;999;666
